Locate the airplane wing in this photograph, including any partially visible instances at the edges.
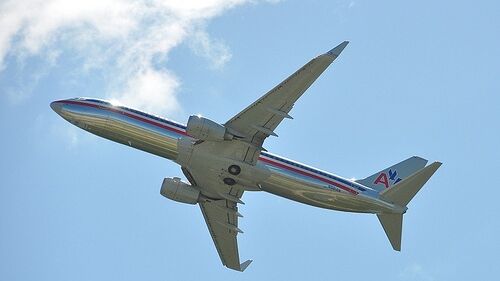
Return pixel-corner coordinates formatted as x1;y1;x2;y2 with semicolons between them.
186;42;349;270
224;41;349;163
184;166;251;271
199;199;252;272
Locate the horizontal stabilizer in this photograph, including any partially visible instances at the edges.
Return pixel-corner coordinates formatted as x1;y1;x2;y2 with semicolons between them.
381;162;442;206
377;161;441;251
377;213;403;251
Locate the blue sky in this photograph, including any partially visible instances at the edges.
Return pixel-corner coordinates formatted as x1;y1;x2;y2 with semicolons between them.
1;0;499;280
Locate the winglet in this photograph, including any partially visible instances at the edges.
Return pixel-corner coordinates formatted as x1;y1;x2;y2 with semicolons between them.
238;260;253;272
326;41;349;57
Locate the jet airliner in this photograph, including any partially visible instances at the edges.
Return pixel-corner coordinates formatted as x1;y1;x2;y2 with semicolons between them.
51;41;441;272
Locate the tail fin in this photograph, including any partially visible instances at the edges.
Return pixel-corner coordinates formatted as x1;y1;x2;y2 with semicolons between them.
376;161;442;251
356;156;428;192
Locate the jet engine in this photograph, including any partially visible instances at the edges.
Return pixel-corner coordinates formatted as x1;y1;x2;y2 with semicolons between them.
160;177;200;204
186;115;234;141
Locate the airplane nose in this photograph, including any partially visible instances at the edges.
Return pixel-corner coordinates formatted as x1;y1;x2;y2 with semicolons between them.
50;101;64;115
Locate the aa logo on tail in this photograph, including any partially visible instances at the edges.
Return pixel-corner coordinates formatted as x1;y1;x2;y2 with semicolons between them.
374;169;402;189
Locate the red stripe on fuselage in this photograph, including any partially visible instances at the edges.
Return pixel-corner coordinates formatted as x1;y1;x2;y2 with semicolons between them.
61;100;356;195
63;100;188;136
258;156;358;195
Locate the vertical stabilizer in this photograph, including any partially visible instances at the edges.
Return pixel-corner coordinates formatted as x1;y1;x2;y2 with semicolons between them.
357;156;428;192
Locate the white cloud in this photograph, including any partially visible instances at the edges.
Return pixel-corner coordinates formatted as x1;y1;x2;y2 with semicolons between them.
400;263;434;281
112;68;181;115
0;0;277;115
189;30;232;70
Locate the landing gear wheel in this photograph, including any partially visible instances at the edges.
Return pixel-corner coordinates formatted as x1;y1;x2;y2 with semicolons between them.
228;165;241;175
223;177;236;186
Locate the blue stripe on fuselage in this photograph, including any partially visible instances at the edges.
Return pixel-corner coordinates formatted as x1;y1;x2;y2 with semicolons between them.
260;151;367;193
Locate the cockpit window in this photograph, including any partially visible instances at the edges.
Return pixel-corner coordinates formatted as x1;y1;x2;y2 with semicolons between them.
84;98;110;105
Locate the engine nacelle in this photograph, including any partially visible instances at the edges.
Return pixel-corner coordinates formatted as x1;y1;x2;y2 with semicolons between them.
160;177;200;205
186;115;233;141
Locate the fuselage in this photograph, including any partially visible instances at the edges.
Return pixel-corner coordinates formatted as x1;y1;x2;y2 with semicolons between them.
51;98;403;214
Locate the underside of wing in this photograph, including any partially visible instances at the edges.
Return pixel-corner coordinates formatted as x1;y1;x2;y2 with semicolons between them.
224;41;348;163
180;42;349;271
182;142;253;271
199;199;252;272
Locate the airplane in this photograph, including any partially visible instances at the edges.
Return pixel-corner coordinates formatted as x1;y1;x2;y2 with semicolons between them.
50;41;441;272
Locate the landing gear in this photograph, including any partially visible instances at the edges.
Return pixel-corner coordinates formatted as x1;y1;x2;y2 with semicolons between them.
223;165;240;185
223;177;236;186
228;165;241;175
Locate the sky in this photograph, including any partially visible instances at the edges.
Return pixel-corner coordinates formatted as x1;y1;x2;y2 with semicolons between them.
1;0;499;280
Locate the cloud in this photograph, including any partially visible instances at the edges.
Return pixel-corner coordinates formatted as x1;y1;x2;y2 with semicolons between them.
111;68;181;115
189;30;232;70
0;0;276;115
400;263;434;281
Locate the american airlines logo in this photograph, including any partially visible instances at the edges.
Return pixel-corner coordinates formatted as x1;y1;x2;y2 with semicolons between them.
374;169;402;189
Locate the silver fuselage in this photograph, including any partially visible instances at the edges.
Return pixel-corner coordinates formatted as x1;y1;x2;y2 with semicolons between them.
51;98;403;214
